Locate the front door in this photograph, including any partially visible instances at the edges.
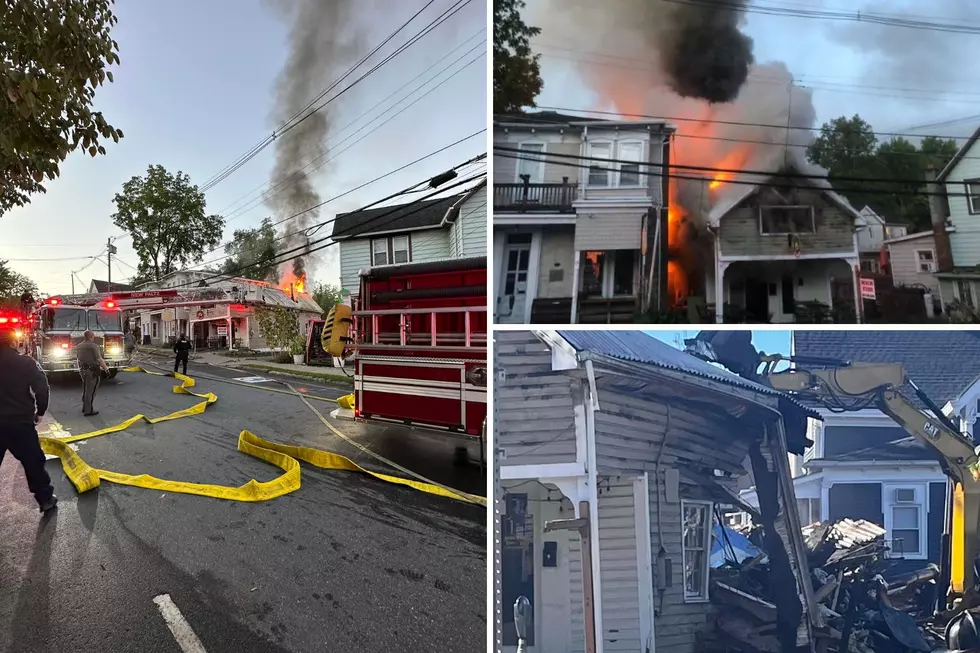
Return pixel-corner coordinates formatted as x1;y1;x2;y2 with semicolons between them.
744;278;770;322
498;234;533;323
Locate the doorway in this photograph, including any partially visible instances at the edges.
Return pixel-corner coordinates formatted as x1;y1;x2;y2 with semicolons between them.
744;278;770;322
501;493;535;647
498;233;533;323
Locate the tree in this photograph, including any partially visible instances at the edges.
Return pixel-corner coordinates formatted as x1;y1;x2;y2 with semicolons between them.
1;0;124;216
221;218;279;283
112;165;224;282
252;305;299;352
0;260;38;308
311;282;341;317
493;0;543;114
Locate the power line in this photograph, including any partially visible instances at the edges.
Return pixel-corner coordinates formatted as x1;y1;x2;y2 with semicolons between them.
0;255;99;262
493;150;972;199
222;41;487;224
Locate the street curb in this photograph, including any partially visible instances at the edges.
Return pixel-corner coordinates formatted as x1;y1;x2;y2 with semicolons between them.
237;363;354;390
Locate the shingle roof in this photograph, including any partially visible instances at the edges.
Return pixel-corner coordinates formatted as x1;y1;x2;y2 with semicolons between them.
793;330;980;407
91;280;135;293
330;195;463;240
937;122;980;182
494;110;605;126
557;330;819;417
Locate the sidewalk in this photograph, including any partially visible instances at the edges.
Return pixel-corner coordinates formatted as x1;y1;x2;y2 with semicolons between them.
135;347;353;387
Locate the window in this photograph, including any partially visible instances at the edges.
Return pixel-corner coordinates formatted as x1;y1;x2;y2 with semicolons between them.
916;249;937;273
957;280;976;307
966;179;980;215
796;498;822;525
681;500;712;601
516;143;544;183
371;235;411;266
580;250;636;298
618;142;643;186
861;259;881;274
587;142;612;187
759;206;815;235
886;486;924;558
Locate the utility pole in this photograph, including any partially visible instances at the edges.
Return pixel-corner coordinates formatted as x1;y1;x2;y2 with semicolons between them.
106;237;118;292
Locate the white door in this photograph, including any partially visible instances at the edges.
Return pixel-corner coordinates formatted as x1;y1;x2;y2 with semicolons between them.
497;234;533;323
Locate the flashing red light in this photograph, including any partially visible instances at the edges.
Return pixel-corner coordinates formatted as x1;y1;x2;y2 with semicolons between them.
48;298;60;305
11;317;18;323
105;301;116;309
0;318;7;325
60;342;69;349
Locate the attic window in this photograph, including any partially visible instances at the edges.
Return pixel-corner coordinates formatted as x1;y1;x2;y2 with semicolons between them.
759;206;815;235
966;179;980;215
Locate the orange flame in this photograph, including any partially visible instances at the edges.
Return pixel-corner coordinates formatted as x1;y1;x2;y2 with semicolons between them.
280;270;307;295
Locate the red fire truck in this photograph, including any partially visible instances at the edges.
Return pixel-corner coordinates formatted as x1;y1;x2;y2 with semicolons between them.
314;256;487;461
24;295;129;377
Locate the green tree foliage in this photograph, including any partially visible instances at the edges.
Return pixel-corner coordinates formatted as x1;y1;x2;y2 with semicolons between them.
221;218;279;283
0;260;39;308
311;282;341;317
112;165;224;282
493;0;542;114
252;305;299;352
807;115;960;232
1;0;124;216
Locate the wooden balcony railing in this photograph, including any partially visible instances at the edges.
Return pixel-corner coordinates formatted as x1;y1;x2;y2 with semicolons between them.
494;177;577;213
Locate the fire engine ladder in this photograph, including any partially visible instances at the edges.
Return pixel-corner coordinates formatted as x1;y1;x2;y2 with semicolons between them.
358;306;487;348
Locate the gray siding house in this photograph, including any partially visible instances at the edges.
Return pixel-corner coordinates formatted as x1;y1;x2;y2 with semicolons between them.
494;330;820;653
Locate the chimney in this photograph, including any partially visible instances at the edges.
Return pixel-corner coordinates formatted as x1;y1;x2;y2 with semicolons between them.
925;165;954;272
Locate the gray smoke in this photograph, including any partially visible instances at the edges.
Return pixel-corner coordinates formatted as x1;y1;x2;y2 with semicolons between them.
265;0;362;283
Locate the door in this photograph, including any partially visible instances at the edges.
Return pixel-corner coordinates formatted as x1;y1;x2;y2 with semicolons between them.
498;234;533;323
744;278;770;322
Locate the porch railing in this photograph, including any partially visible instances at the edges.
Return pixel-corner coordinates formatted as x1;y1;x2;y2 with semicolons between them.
494;177;577;213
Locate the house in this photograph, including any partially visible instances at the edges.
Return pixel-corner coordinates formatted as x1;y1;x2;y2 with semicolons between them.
493;112;676;324
88;279;136;293
855;206;907;275
930;123;980;309
332;180;487;305
882;229;943;298
741;330;980;576
134;269;322;350
494;330;820;653
709;158;863;323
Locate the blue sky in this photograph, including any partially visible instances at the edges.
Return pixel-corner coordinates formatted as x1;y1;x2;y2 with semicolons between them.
645;330;791;356
1;0;487;295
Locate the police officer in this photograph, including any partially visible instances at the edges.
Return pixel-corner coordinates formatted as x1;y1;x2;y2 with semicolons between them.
173;332;191;375
0;322;57;513
75;330;108;416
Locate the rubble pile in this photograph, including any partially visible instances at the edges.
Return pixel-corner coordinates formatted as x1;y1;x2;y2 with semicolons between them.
700;519;943;652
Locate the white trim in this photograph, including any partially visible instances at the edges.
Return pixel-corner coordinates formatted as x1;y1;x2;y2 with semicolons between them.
494;214;577;226
615;140;646;188
680;499;713;603
515;141;546;184
806;459;940;470
333;223;443;241
884;230;945;245
915;248;938;274
585;140;614;188
526;231;543;324
571;198;658;211
718;251;858;262
585;378;604;653
882;482;929;560
499;462;587;480
533;330;580;370
634;474;656;653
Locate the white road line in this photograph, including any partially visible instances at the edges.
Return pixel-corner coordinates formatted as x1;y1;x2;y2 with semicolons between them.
152;594;209;653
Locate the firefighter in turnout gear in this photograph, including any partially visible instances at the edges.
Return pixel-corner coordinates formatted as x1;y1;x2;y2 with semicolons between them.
76;330;108;416
0;318;57;513
173;333;191;375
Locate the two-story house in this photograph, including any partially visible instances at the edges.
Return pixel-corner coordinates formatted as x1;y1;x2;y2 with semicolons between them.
932;124;980;308
741;330;980;577
709;158;863;323
332;181;487;305
493;112;675;324
495;330;818;653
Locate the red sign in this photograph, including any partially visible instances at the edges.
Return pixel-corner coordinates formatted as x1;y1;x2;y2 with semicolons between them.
111;290;179;300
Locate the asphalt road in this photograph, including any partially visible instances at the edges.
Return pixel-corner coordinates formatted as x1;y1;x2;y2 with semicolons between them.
0;363;486;653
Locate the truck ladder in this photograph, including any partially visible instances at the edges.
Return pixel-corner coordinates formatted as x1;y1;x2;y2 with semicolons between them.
357;306;487;349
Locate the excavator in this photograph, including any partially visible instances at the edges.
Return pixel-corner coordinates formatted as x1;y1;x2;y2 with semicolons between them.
683;331;980;624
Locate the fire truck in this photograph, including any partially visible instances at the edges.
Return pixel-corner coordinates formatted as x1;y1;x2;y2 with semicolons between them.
315;255;487;463
25;295;130;377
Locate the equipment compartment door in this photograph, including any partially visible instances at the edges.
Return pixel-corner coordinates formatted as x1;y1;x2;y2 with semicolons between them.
356;358;468;432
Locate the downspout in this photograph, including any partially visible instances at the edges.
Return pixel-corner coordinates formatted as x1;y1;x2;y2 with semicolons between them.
583;361;604;653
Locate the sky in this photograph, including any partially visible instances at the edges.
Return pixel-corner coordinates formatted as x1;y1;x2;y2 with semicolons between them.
645;329;791;356
1;0;487;296
530;0;980;141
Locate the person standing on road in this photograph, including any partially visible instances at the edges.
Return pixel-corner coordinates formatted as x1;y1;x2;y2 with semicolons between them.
173;333;191;375
75;330;108;416
0;324;58;513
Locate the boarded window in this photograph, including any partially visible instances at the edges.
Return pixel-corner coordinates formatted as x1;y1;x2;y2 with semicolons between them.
682;500;712;601
759;206;815;235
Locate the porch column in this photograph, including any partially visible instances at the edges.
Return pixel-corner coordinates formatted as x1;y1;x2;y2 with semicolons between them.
570;250;581;324
715;260;730;324
849;258;862;324
227;317;233;351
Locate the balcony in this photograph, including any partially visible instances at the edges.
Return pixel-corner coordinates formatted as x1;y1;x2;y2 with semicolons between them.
494;177;577;214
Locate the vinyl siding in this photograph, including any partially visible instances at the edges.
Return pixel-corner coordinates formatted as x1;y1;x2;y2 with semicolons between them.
410;229;451;261
339;239;371;293
569;529;586;652
538;227;576;299
494;331;579;466
574;212;644;251
887;235;941;294
718;186;857;257
944;141;980;267
598;477;642;652
450;186;487;258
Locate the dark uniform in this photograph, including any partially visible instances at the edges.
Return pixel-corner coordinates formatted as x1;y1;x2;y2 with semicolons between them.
173;335;191;375
0;333;57;513
75;338;105;416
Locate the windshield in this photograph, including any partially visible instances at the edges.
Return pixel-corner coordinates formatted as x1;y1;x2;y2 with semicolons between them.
89;310;122;331
43;308;87;331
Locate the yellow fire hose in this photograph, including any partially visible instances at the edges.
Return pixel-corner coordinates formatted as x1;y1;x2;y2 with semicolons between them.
38;367;485;507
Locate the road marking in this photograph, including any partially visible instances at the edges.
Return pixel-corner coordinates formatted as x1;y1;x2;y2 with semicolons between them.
153;594;208;653
233;376;274;384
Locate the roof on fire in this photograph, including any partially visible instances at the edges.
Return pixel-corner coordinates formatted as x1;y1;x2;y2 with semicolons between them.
556;330;820;418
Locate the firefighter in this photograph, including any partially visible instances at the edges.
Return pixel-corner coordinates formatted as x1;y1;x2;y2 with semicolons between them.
75;330;108;416
0;322;58;513
173;333;191;375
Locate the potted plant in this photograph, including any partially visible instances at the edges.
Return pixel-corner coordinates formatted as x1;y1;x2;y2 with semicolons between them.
290;335;305;364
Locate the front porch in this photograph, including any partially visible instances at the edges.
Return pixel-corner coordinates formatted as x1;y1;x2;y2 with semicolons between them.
711;256;860;323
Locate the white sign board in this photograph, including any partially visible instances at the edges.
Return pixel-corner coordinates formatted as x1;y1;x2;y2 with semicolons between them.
860;278;876;300
216;326;228;336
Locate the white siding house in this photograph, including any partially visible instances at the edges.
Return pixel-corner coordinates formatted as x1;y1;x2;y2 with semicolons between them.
450;182;487;258
935;124;980;308
884;231;942;295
